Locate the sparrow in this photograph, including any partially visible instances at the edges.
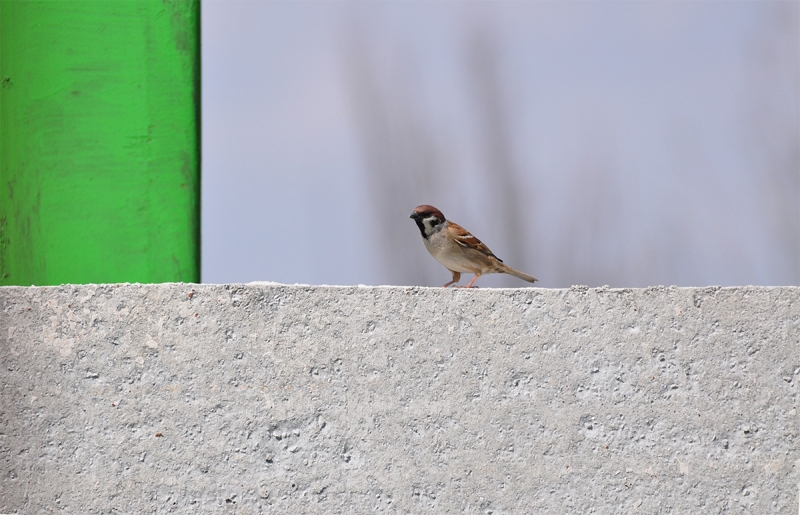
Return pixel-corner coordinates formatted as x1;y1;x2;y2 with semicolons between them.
409;204;538;288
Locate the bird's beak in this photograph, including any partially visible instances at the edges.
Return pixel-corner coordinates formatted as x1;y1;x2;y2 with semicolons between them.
409;212;419;219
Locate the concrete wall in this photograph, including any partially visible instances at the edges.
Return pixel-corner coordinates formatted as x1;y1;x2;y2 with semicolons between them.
0;284;797;513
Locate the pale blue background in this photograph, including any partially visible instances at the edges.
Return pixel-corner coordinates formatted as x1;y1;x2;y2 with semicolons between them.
202;1;799;288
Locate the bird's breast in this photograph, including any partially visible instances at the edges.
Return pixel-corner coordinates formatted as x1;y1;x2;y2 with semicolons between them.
423;230;487;274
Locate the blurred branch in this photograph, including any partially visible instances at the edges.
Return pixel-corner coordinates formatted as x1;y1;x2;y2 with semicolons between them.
467;29;532;281
745;2;800;283
551;153;626;287
344;32;448;286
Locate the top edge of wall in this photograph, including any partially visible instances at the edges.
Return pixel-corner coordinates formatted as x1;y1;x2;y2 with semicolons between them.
0;282;798;291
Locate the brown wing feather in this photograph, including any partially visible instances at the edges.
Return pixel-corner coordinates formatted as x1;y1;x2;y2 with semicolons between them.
447;222;504;263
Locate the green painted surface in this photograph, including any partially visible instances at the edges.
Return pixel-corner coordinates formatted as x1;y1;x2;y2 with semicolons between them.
0;0;200;285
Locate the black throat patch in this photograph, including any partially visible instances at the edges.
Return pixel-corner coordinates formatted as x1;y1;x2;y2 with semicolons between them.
414;218;429;239
413;215;442;240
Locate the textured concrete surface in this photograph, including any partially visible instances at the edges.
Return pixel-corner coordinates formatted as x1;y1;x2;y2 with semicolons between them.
0;283;797;513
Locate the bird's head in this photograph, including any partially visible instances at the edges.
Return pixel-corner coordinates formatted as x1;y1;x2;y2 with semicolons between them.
410;205;446;239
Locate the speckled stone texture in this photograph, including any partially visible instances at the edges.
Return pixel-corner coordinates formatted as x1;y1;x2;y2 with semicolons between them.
0;284;797;513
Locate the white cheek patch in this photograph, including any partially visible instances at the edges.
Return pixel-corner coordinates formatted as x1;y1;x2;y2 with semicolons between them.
422;217;440;232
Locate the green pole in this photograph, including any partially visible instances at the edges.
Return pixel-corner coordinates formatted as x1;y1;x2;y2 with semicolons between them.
0;0;200;285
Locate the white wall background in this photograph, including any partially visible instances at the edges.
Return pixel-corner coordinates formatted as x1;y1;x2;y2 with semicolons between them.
201;1;799;288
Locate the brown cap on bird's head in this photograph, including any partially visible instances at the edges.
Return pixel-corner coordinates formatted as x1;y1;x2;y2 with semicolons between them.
409;205;445;221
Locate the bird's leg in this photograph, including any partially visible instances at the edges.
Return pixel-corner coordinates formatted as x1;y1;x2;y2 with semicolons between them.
461;274;481;288
442;270;461;288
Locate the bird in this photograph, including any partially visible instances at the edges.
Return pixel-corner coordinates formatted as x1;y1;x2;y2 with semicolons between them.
409;204;538;288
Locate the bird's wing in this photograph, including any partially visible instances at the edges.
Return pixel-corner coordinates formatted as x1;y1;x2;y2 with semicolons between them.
447;222;504;263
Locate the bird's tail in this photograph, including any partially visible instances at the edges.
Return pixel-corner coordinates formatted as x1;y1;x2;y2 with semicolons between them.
500;264;538;283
